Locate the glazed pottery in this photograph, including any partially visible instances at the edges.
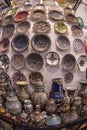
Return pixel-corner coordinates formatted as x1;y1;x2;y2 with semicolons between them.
21;111;30;123
0;38;10;52
64;7;75;16
73;39;84;53
6;90;22;115
11;34;29;52
31;34;51;52
26;53;44;71
24;99;33;114
46;51;60;66
56;35;70;51
71;25;83;37
64;72;73;83
62;54;76;71
66;14;77;25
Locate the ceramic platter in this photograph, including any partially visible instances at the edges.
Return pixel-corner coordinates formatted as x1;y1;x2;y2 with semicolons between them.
11;34;29;52
66;14;77;25
31;34;51;52
56;35;70;51
0;38;10;52
62;54;76;71
33;21;51;34
71;25;83;37
2;24;15;38
26;53;44;71
16;21;30;33
46;51;60;66
0;53;10;71
11;53;25;70
12;71;27;85
29;71;44;85
13;11;28;23
64;72;73;83
48;10;64;21
73;39;84;53
54;22;67;34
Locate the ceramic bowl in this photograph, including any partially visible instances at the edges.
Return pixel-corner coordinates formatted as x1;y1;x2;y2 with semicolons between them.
16;21;30;33
29;71;44;85
66;14;77;25
2;15;13;26
11;53;25;70
54;22;67;34
77;55;87;71
64;72;73;83
26;53;44;71
46;51;60;66
13;11;28;22
71;25;83;37
62;54;76;71
0;53;10;70
33;21;51;34
31;34;51;52
0;38;10;52
2;24;15;38
73;39;84;53
11;34;29;52
48;10;64;21
64;7;75;16
56;35;70;51
44;114;61;126
12;71;26;84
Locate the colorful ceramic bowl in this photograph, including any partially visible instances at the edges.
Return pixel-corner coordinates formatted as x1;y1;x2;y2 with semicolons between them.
11;34;29;52
11;53;25;70
54;22;67;34
26;53;44;71
31;34;51;52
66;14;77;25
56;35;70;51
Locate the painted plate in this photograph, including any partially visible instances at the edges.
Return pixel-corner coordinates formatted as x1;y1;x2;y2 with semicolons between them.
73;39;84;53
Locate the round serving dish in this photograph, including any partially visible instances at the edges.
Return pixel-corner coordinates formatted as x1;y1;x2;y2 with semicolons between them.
31;34;51;52
11;34;29;52
56;35;70;51
29;71;44;85
12;71;27;85
33;21;51;34
54;22;67;34
30;9;46;21
0;53;10;71
62;54;76;71
0;38;10;52
13;11;28;22
2;24;15;38
16;21;30;33
48;10;64;21
46;51;60;66
64;7;75;16
26;53;44;71
73;39;84;53
66;14;77;25
64;72;73;83
71;25;83;37
11;53;25;70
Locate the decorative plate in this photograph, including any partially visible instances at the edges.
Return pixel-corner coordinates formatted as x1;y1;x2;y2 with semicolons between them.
77;55;87;72
62;54;76;71
31;34;51;52
29;71;44;85
33;21;51;34
48;10;64;21
46;51;60;66
13;11;28;22
2;15;13;26
71;25;83;37
11;34;29;52
26;53;44;71
64;7;75;16
73;39;84;53
54;22;67;34
0;38;10;52
0;53;10;70
30;9;46;21
64;72;73;83
12;71;27;85
66;14;77;25
11;53;25;70
56;35;70;51
2;24;15;38
16;21;30;33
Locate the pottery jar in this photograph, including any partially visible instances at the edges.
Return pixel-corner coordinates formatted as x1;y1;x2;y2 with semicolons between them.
78;80;87;97
6;90;22;115
24;99;33;114
45;99;57;115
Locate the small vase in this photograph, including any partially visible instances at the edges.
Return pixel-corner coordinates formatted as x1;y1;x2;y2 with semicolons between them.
24;99;33;114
